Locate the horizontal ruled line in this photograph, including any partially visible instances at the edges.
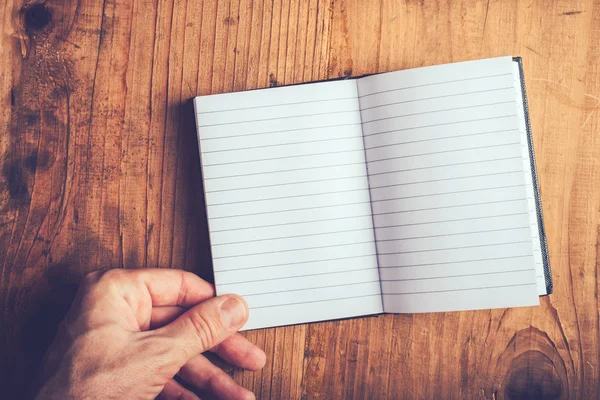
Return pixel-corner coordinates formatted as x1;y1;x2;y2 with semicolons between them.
373;212;530;229
365;129;517;150
212;224;531;247
367;156;523;177
215;254;377;272
358;73;513;98
241;280;380;297
198;109;359;127
371;185;526;203
362;101;515;124
210;201;371;220
205;173;367;193
380;269;534;282
210;213;373;232
217;240;532;263
212;228;374;246
370;170;524;190
377;241;531;255
367;143;521;164
359;87;514;110
251;294;381;309
383;283;537;296
212;225;531;248
207;184;526;208
216;266;379;285
363;115;518;137
203;148;363;167
375;226;531;243
208;187;369;207
373;199;528;217
199;122;361;141
378;254;533;268
196;96;357;114
213;240;375;259
212;212;535;238
204;161;366;180
202;135;360;153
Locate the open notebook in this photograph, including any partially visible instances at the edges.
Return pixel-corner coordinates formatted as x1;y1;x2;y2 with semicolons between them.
193;56;552;330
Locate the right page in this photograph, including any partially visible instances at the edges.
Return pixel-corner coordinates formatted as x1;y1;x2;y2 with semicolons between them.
357;56;542;313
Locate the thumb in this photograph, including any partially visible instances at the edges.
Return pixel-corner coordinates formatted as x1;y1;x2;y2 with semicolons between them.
154;294;249;362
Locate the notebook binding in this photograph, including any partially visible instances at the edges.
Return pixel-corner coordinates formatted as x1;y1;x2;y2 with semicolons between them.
513;56;553;295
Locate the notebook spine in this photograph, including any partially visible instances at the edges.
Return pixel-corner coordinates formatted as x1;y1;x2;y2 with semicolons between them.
513;57;553;295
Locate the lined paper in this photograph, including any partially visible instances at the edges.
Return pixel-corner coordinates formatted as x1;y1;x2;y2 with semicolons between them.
357;56;540;313
194;81;382;330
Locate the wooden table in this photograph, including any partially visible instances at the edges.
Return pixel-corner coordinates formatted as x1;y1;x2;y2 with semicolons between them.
1;0;599;398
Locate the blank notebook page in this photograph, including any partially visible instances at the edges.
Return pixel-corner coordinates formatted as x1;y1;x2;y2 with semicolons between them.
194;81;382;330
357;56;540;313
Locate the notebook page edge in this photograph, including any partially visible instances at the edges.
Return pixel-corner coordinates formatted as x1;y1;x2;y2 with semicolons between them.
512;57;553;296
193;97;218;294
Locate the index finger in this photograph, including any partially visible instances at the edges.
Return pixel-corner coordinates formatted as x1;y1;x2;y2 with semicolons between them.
94;268;215;307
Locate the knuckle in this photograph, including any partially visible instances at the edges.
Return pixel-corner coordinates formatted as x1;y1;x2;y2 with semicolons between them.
187;311;223;351
172;389;194;400
81;270;103;287
101;268;127;282
78;271;108;304
207;370;228;389
80;269;127;303
94;268;129;291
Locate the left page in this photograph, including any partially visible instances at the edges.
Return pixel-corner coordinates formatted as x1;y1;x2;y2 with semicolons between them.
194;80;382;330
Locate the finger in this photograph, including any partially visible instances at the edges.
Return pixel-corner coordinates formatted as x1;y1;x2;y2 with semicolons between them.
158;378;200;400
89;269;215;330
151;306;186;329
179;354;255;400
137;269;214;306
96;268;215;307
154;294;248;362
151;308;265;370
211;334;266;371
152;310;265;371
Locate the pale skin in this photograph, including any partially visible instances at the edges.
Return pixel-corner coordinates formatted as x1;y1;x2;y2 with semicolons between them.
34;268;266;400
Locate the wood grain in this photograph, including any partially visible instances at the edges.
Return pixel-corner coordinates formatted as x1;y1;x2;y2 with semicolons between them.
1;0;599;399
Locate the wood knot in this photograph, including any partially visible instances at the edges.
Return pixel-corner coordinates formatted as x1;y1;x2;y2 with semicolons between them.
3;163;29;201
504;351;563;400
22;3;52;33
25;150;52;172
487;327;568;400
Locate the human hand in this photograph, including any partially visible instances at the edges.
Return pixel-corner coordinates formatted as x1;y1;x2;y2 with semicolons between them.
34;268;265;400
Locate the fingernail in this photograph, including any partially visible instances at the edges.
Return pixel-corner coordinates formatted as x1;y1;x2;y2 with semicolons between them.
220;296;247;329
